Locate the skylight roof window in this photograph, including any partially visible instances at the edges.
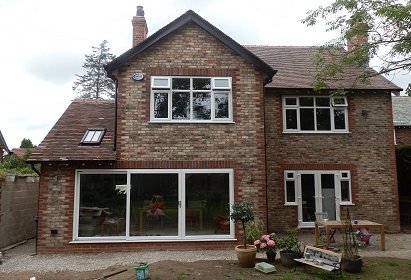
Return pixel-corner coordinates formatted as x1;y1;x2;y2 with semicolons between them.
80;128;106;145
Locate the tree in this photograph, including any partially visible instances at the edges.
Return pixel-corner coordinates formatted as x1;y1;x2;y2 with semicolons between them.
20;138;36;149
302;0;411;95
72;40;116;99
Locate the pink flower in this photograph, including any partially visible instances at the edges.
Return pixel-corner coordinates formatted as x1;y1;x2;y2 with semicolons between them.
267;240;275;247
262;235;270;241
254;240;261;246
260;243;267;249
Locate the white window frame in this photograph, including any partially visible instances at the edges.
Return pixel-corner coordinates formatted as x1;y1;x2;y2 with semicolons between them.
284;170;353;206
150;76;233;123
282;96;349;133
72;169;235;243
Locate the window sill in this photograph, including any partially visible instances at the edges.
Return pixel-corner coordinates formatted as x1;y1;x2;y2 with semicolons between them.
70;237;237;243
282;131;351;134
149;121;235;124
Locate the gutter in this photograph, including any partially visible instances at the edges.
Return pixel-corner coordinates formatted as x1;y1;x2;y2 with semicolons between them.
112;76;118;151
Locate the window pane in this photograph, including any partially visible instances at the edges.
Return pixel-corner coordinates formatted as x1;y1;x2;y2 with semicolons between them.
172;92;190;120
193;92;211;120
332;97;347;106
172;78;190;90
334;110;346;129
78;174;127;237
316;98;330;107
286;181;295;202
300;97;314;106
341;181;350;202
316;108;331;130
91;130;103;142
153;78;169;88
214;78;230;88
129;174;179;237
300;108;315;130
84;131;95;142
286;109;298;129
185;173;230;236
285;97;297;106
193;78;211;90
154;93;168;118
215;93;229;118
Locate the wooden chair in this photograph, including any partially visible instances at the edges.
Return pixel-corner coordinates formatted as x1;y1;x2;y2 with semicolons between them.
185;210;198;228
315;212;336;242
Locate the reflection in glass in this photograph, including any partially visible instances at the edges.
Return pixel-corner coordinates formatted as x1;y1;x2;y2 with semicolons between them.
286;109;297;129
130;174;179;237
193;92;211;120
78;174;127;237
215;93;229;118
334;110;346;129
172;92;190;120
172;78;190;90
193;78;211;90
185;173;230;236
154;93;168;118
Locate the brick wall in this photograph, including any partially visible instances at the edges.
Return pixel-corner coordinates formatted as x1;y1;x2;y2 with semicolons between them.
265;90;400;232
0;175;39;249
395;127;411;145
36;23;268;253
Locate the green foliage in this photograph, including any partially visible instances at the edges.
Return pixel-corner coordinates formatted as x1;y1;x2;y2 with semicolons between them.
229;202;255;248
72;40;116;99
302;0;411;93
20;138;36;148
245;219;265;242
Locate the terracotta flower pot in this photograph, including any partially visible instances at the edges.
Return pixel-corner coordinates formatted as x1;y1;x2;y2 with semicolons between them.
235;245;257;267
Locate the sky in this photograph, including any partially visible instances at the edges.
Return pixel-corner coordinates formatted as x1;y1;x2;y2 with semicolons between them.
0;0;409;150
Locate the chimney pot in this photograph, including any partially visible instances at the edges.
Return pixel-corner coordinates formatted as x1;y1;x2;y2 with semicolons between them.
132;6;148;47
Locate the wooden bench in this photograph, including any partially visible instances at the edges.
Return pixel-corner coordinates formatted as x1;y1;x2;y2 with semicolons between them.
294;245;342;279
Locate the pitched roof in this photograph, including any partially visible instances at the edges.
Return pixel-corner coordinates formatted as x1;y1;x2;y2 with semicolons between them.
392;96;411;126
104;10;276;84
246;46;402;91
27;99;116;163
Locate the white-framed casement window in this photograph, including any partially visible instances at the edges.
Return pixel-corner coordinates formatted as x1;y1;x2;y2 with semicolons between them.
150;76;232;122
284;170;352;225
72;169;234;242
283;96;348;132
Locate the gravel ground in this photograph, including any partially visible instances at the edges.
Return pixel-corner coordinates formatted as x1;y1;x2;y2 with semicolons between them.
1;232;411;273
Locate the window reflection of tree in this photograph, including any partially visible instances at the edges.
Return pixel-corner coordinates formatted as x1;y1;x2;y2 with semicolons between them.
154;93;168;118
172;92;190;119
215;93;228;118
193;92;211;120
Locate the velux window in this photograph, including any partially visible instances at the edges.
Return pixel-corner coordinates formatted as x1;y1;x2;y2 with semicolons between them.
283;96;348;132
150;76;232;122
80;128;106;145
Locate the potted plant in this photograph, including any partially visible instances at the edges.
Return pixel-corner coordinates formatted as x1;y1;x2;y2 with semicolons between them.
277;227;301;266
245;220;265;244
342;207;363;273
254;233;278;262
230;202;257;267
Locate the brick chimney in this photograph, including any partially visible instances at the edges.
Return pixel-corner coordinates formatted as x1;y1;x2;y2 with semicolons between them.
347;21;369;65
132;6;148;47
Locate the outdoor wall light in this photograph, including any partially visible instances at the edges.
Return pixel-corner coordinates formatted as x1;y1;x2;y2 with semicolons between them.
248;175;252;182
51;229;58;235
361;110;369;116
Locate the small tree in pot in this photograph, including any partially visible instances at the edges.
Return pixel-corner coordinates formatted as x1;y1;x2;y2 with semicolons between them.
230;202;257;267
342;207;363;273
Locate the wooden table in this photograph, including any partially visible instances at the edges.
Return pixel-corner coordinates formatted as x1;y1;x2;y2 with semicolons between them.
139;208;203;232
101;220;120;236
315;220;385;251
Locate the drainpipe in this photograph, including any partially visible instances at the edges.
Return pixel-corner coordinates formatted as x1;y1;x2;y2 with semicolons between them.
112;77;118;151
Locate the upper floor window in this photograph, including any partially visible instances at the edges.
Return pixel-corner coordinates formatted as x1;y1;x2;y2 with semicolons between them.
283;96;348;133
150;76;232;122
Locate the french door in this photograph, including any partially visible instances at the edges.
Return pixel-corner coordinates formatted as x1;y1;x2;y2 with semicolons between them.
297;171;340;227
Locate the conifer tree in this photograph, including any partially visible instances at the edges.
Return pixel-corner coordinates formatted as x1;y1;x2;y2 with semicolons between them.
72;40;116;99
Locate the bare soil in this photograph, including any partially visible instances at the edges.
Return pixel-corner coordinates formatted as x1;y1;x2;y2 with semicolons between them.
1;257;411;280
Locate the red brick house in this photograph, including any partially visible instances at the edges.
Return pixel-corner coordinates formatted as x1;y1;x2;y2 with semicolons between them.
28;7;401;254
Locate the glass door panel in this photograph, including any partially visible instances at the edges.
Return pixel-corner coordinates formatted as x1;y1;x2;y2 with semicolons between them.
320;174;336;220
129;173;179;237
301;174;316;223
184;173;230;236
